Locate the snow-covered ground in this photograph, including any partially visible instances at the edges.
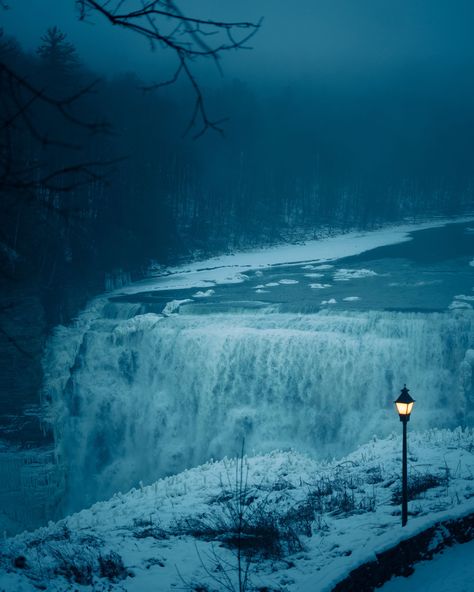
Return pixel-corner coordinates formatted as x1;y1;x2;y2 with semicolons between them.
381;539;474;592
2;428;474;591
119;216;474;295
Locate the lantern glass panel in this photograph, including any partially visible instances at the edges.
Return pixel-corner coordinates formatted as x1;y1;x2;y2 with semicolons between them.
396;401;414;416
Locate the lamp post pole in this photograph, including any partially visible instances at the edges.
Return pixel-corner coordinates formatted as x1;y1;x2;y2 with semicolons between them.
394;385;415;528
401;416;408;527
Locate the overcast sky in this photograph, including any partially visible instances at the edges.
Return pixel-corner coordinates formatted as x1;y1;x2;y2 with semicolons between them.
3;1;474;85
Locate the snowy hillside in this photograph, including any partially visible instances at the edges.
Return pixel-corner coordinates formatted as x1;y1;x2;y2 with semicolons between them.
2;428;474;592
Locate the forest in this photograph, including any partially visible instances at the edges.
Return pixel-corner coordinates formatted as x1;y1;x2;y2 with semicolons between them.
2;23;474;328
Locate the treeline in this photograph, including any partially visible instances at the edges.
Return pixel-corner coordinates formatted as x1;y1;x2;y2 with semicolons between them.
2;28;474;325
0;27;191;322
194;69;474;247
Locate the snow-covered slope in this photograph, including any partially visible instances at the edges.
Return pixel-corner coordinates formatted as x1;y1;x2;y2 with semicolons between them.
2;428;474;592
381;538;474;592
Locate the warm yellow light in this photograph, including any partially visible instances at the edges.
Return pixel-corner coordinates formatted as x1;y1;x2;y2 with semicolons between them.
396;401;414;416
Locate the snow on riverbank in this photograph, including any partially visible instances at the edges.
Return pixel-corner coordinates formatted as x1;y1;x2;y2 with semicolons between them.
2;428;474;592
380;539;474;592
118;216;474;295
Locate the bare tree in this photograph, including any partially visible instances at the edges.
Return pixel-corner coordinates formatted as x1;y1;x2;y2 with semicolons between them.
0;2;260;353
0;23;112;196
76;1;261;138
0;0;260;240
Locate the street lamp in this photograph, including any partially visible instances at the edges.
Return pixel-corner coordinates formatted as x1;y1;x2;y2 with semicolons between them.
394;385;415;527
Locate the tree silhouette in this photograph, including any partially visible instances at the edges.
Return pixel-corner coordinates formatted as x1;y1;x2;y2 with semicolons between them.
0;1;260;363
37;26;78;69
37;26;80;78
76;1;261;138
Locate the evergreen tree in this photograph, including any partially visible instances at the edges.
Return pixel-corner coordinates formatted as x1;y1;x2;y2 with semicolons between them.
36;26;79;78
0;28;20;62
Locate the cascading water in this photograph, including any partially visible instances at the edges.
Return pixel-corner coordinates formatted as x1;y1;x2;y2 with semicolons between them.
43;297;474;512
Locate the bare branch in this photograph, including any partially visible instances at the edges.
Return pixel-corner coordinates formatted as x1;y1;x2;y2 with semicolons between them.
76;0;261;137
0;57;115;196
0;62;110;135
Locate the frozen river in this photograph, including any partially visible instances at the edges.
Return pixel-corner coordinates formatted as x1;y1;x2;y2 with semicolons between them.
111;220;474;314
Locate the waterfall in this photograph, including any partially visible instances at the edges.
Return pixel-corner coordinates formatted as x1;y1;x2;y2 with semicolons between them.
43;298;474;511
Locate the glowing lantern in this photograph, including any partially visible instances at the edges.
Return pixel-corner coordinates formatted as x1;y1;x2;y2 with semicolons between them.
394;385;415;421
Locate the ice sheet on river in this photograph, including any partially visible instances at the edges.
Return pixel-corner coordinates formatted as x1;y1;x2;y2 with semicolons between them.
116;217;474;295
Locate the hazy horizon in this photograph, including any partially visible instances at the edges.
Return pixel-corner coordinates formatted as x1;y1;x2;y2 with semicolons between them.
3;0;474;88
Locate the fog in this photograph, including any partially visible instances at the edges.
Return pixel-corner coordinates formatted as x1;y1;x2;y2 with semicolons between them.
5;0;474;82
1;0;474;322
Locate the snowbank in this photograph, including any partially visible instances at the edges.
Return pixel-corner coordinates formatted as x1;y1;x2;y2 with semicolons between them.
2;428;474;591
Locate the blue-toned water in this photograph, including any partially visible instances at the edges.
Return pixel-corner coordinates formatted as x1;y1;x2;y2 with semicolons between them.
43;221;474;510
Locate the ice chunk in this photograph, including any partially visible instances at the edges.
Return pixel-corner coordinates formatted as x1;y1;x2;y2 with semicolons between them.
449;300;473;310
313;264;334;270
334;268;377;281
309;283;331;289
193;289;215;298
321;298;337;305
279;279;299;284
414;280;442;287
162;299;192;315
343;296;361;302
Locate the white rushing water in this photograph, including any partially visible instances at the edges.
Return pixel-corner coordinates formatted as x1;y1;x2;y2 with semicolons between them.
43;299;474;511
